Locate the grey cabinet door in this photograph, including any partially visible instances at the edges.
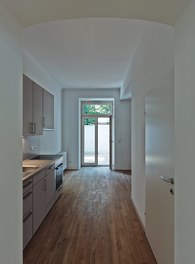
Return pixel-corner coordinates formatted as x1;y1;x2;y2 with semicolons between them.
23;179;33;249
23;210;33;249
23;75;43;136
43;89;54;130
23;75;33;136
33;82;43;135
33;177;46;234
46;169;55;213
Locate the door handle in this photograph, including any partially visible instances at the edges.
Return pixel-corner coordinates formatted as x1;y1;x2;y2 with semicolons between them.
160;176;174;184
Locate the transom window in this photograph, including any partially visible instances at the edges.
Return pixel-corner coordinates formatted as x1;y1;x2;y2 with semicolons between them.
82;102;112;116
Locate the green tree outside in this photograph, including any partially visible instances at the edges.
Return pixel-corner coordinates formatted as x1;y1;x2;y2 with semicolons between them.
83;104;112;125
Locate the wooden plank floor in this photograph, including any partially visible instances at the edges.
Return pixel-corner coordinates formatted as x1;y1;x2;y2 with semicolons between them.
24;167;156;264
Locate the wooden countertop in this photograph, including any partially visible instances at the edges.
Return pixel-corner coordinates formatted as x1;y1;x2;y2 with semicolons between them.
22;159;54;182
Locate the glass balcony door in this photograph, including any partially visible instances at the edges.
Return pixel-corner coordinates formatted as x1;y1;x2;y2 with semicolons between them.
81;116;111;167
98;117;110;166
82;117;98;166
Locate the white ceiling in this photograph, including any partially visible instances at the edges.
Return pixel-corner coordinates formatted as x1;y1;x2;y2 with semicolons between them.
4;0;189;89
23;19;146;89
3;0;189;27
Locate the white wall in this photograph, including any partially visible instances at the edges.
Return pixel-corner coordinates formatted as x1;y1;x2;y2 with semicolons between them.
62;88;131;170
0;1;23;263
175;1;195;263
23;50;62;154
123;22;174;225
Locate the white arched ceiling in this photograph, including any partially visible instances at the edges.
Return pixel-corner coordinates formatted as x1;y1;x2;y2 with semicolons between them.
23;18;174;92
23;18;147;89
3;0;189;27
5;0;188;94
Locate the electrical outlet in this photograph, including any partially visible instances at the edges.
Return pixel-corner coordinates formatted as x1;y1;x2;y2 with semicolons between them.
30;145;37;151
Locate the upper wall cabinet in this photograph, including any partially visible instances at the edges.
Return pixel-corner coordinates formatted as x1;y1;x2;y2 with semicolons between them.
23;75;43;136
23;75;33;136
33;82;43;135
43;89;54;130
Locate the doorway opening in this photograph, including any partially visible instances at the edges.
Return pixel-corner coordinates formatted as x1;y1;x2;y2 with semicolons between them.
80;100;114;168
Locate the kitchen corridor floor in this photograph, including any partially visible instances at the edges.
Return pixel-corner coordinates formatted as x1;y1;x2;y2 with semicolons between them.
23;167;156;264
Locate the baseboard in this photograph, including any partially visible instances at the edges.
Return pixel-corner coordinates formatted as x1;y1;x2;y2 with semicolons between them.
130;198;145;232
114;169;131;175
64;169;78;172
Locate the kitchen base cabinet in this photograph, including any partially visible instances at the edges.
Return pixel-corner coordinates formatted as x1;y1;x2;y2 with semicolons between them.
45;164;55;214
23;161;58;246
33;172;46;234
23;210;33;249
32;165;55;234
23;178;33;249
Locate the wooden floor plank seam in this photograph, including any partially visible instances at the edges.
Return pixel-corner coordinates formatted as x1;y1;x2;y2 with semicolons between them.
24;167;156;264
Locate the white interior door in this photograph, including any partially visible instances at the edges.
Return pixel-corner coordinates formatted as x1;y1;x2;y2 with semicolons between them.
145;82;174;264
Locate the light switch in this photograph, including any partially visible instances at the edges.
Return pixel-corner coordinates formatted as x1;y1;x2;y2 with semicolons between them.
30;145;37;151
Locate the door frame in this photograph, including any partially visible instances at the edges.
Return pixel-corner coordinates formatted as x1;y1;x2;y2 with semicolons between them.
109;116;112;170
81;115;112;167
78;98;115;169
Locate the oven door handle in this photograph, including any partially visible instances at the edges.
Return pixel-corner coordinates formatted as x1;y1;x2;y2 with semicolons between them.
55;163;63;170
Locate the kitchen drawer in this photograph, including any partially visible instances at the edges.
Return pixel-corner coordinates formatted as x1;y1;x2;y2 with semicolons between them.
45;163;55;175
23;209;33;249
33;169;45;185
23;178;32;193
23;190;32;216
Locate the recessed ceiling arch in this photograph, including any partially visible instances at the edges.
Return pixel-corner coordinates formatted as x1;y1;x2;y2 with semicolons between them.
3;0;190;27
23;18;147;89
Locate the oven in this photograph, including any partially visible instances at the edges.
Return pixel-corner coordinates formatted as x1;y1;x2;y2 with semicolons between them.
54;156;63;201
31;154;64;200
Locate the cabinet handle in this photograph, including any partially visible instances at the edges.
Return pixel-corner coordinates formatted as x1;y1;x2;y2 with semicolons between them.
31;122;35;134
34;123;36;134
43;178;47;191
23;211;32;223
23;191;32;200
31;122;36;134
30;122;34;134
43;117;45;127
57;185;62;192
23;179;32;188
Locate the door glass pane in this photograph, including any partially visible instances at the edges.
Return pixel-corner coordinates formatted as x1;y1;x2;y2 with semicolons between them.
98;117;110;165
84;118;96;164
